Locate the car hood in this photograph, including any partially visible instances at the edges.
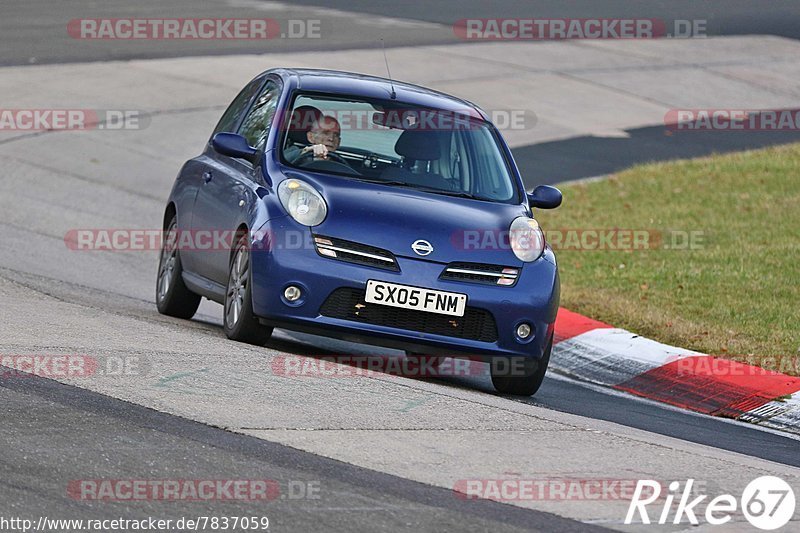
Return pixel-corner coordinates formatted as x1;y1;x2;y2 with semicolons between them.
293;173;530;266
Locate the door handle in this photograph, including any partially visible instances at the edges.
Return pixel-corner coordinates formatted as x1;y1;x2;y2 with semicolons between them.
202;171;213;183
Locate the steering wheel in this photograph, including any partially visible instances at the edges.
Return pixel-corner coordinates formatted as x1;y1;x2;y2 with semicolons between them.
295;150;350;166
296;153;360;175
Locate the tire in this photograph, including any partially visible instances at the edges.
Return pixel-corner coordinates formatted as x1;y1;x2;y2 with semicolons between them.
223;233;273;345
156;216;201;319
490;335;552;396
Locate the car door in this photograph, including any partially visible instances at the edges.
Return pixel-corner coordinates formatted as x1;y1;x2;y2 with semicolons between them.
179;75;265;275
190;78;282;285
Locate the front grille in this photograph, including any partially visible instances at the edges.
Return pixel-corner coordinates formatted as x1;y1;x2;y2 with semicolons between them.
320;287;498;342
440;262;519;286
313;235;399;271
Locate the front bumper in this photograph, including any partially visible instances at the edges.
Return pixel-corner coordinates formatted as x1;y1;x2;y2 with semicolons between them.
250;219;559;361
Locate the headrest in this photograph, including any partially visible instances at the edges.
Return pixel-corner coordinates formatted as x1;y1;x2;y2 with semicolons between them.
287;106;323;144
394;130;441;161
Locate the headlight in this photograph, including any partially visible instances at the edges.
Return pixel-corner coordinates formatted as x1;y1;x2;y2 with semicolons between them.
277;179;327;226
509;216;544;262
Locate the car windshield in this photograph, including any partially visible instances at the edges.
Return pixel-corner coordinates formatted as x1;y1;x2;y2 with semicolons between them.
280;93;519;203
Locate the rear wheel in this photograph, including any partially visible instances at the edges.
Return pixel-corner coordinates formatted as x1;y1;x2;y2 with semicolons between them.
223;234;273;345
491;335;552;396
156;216;201;319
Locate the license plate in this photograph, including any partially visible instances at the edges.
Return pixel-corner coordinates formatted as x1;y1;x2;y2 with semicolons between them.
365;280;467;317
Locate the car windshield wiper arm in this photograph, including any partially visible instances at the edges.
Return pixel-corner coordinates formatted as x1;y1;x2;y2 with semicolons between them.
353;178;414;187
425;189;482;199
410;187;488;200
354;178;488;200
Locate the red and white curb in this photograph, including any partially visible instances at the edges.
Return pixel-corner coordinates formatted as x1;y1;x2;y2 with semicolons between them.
552;308;800;435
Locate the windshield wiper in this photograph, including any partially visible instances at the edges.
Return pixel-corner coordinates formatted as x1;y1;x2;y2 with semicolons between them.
353;178;413;187
354;178;488;200
425;189;484;200
408;186;488;200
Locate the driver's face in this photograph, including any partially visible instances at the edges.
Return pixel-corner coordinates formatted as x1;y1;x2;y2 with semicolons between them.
307;116;341;151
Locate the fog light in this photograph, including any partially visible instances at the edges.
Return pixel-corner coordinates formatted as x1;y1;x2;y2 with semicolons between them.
284;286;302;302
516;323;532;339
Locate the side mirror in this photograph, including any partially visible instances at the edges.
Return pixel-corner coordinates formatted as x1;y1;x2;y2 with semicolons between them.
527;185;562;209
211;132;259;164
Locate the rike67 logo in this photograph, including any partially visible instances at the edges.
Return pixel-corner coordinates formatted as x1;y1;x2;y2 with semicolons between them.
626;477;796;530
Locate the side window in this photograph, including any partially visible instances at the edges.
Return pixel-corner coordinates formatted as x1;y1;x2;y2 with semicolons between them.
238;80;281;148
213;77;264;135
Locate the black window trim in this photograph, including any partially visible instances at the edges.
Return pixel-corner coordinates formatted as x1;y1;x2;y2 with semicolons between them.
277;90;523;205
236;75;283;151
211;74;268;139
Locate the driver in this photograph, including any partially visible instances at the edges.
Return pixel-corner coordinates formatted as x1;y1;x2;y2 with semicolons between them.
287;114;343;163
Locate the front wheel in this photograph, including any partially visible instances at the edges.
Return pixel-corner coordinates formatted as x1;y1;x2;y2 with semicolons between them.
223;234;273;345
156;216;201;319
490;335;552;396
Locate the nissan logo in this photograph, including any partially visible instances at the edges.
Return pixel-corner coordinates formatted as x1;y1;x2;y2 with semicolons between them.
411;239;433;256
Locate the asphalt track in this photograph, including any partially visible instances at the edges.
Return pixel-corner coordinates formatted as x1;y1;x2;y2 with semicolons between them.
0;0;455;66
0;369;600;533
2;1;800;531
4;0;800;66
4;0;800;182
274;330;800;468
290;0;800;40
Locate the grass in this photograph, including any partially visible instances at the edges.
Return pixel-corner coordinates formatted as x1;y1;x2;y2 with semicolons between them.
536;143;800;375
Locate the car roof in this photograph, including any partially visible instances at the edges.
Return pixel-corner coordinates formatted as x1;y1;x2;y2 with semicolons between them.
272;68;487;119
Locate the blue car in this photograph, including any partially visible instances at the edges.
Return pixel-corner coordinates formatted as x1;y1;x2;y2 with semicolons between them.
156;68;562;395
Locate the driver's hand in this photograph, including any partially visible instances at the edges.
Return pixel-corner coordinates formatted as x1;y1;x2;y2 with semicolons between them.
302;144;329;160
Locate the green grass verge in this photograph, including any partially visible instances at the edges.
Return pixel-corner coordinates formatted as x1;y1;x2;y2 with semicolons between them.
536;143;800;375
